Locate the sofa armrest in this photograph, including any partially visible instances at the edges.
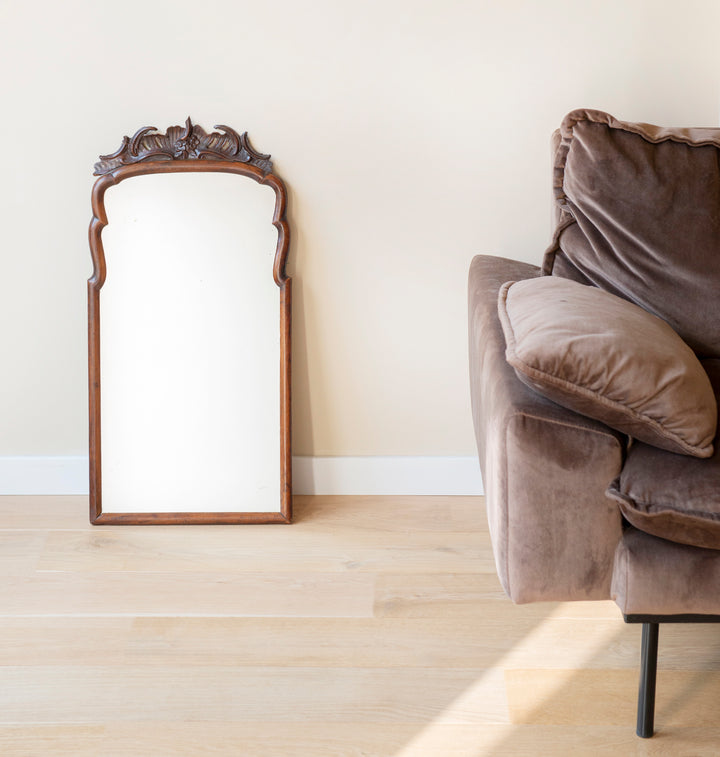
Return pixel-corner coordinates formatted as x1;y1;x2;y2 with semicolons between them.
469;254;625;602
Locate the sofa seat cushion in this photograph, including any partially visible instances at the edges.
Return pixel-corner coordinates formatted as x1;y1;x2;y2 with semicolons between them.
607;360;720;549
498;276;717;457
543;108;720;358
612;526;720;615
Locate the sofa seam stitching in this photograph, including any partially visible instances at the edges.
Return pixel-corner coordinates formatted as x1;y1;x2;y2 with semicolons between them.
511;409;625;445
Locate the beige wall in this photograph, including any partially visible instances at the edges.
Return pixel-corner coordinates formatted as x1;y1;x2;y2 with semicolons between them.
1;0;718;458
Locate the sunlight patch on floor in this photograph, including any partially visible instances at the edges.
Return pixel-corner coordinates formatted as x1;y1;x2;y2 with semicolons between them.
393;602;626;756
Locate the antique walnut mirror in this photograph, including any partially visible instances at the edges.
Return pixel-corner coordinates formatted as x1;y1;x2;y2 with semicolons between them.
88;119;291;524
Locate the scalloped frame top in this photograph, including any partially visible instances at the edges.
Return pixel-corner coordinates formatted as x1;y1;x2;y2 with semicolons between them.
89;118;289;288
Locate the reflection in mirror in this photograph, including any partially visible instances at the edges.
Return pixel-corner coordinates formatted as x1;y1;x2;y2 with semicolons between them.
88;120;291;524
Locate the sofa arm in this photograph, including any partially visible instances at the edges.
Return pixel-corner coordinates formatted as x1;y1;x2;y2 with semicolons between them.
469;254;625;603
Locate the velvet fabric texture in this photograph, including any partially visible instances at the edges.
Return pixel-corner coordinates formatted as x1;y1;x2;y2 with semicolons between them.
613;527;720;615
498;276;716;457
469;254;624;603
470;110;720;613
606;360;720;550
543;109;720;358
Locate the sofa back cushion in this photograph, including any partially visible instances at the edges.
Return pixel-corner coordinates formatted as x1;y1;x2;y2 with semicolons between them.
543;109;720;358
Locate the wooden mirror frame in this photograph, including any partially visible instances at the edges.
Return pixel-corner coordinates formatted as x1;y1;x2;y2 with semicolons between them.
88;119;291;524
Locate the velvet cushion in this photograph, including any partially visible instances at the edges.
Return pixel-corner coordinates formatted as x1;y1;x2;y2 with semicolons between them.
543;108;720;358
498;276;717;457
612;527;720;615
607;360;720;550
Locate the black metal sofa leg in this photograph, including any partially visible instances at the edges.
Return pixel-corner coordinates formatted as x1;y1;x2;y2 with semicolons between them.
636;622;659;738
625;613;720;736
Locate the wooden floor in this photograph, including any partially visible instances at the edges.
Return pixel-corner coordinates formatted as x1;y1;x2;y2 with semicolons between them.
2;495;720;756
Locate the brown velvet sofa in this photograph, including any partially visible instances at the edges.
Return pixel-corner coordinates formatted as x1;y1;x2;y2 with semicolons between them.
468;109;720;738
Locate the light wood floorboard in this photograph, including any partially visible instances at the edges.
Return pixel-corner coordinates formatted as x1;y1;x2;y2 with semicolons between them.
1;494;720;755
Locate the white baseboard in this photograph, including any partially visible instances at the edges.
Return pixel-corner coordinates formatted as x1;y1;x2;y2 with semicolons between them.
0;456;89;496
292;456;483;496
0;455;484;496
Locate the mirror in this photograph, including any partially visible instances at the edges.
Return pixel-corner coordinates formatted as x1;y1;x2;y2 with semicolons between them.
88;119;291;524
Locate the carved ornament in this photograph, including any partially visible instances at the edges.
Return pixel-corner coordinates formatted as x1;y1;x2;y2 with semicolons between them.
94;117;273;176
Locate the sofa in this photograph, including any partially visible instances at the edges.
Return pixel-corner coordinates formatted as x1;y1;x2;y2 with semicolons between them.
468;108;720;737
